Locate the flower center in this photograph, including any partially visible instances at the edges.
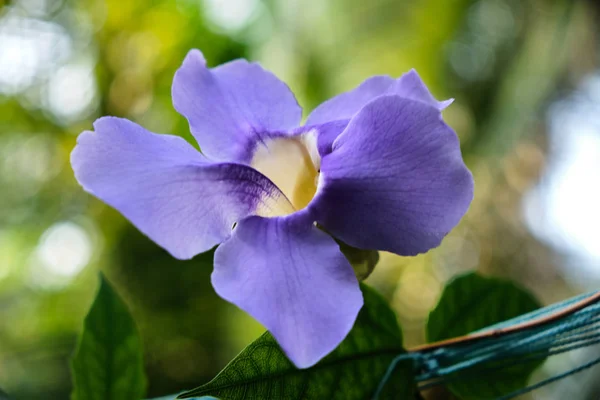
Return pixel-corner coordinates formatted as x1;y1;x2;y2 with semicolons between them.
251;130;321;213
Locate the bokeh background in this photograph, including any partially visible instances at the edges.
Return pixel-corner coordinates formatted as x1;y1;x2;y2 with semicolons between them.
1;0;600;398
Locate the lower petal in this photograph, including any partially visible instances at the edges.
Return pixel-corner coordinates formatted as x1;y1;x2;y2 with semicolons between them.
71;117;292;260
212;211;363;368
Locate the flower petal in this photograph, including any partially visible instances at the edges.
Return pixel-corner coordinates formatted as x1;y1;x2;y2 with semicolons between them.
389;69;453;110
212;211;363;368
172;49;302;163
306;70;450;126
309;119;349;157
313;95;473;256
306;76;394;126
71;117;293;260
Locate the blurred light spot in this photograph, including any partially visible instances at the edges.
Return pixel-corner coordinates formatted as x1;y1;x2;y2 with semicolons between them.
108;70;153;115
448;41;495;82
17;0;64;18
438;236;480;277
588;75;600;104
0;134;62;217
46;60;97;122
450;0;516;83
393;266;441;321
365;251;408;290
525;73;600;285
38;222;92;277
528;130;600;259
0;13;71;94
202;0;260;32
30;221;92;289
1;135;61;183
443;101;475;142
127;31;161;70
0;231;15;281
138;101;177;134
468;0;515;43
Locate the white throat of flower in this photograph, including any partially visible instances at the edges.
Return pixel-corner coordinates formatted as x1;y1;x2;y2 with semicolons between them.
251;129;321;215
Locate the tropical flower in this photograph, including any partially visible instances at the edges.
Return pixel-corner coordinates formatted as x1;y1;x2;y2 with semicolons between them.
71;49;473;368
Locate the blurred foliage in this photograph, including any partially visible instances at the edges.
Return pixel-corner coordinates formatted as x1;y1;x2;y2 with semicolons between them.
0;0;599;399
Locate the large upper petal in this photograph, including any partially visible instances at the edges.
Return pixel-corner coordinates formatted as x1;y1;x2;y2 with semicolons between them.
306;70;451;126
172;49;302;163
71;117;293;260
212;210;363;368
312;95;473;256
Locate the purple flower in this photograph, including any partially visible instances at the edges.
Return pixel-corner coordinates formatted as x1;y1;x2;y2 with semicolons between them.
71;49;473;368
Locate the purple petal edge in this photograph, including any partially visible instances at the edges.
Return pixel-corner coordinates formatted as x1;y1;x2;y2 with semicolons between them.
312;95;473;256
71;117;287;259
212;210;363;368
172;49;302;163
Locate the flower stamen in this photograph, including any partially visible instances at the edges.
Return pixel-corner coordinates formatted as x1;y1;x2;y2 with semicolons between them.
251;132;321;214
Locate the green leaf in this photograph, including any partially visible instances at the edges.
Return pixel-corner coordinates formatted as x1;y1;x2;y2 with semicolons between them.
71;274;147;400
178;284;416;399
426;272;542;400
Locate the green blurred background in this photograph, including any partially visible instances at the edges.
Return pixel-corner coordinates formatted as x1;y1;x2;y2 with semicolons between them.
1;0;600;398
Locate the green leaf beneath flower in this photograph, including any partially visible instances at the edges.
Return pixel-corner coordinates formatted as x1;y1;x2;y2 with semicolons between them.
426;272;543;400
71;274;147;400
178;284;416;399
